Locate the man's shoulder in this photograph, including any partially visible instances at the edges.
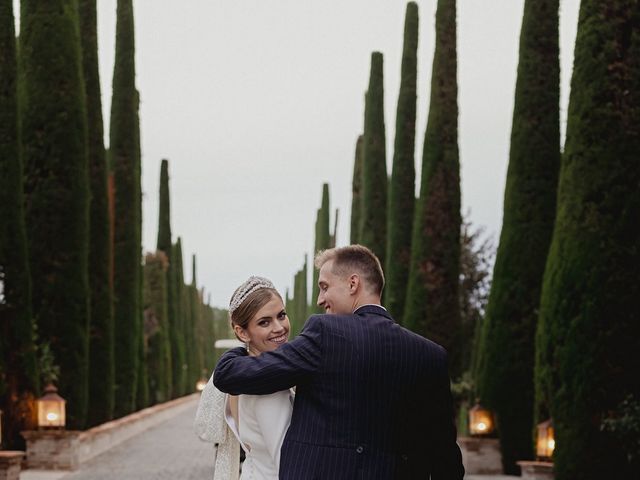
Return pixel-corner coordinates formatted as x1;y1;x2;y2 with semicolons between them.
398;325;448;358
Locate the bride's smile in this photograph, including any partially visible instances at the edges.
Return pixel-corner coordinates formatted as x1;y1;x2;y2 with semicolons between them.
234;294;291;355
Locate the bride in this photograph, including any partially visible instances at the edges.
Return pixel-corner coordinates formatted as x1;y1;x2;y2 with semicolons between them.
196;276;294;480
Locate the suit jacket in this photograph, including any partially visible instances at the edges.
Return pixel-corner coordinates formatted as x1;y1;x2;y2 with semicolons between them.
214;305;464;480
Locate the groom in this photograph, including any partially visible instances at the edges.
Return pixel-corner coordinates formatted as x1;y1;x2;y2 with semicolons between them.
214;245;464;479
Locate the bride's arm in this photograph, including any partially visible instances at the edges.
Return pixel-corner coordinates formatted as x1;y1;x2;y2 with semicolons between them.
214;316;323;395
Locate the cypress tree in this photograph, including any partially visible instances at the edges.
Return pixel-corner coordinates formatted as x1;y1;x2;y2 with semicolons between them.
156;159;181;398
478;0;560;474
475;0;560;473
110;0;141;416
535;2;640;478
386;2;418;323
285;287;293;330
173;239;188;395
21;0;90;428
311;185;331;314
299;256;308;328
350;135;364;244
188;255;203;387
79;0;115;426
360;52;387;266
0;0;39;448
404;0;462;376
157;159;172;254
288;255;308;336
143;252;171;404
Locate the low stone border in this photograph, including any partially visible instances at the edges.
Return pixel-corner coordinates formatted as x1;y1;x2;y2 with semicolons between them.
458;436;503;475
517;460;554;480
22;393;198;470
0;451;25;480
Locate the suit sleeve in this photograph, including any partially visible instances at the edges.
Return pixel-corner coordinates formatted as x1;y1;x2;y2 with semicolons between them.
431;349;465;480
213;316;323;395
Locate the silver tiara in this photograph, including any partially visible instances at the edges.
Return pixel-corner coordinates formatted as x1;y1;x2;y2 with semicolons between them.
229;276;276;316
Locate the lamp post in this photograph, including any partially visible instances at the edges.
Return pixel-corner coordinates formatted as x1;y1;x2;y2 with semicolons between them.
536;419;555;460
36;384;66;429
469;401;495;436
196;378;207;392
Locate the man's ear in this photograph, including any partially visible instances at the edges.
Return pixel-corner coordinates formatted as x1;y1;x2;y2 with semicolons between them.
234;324;250;343
349;274;360;294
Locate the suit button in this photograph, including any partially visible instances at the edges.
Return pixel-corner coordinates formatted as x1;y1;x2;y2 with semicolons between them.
356;446;364;454
401;454;409;461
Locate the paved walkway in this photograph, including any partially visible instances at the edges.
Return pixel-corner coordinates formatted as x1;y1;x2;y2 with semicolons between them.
19;400;516;480
43;403;213;480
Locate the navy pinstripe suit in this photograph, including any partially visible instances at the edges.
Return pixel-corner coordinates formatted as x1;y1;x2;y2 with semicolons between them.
214;305;464;479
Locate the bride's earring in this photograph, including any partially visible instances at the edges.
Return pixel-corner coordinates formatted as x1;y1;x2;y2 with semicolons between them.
245;341;250;353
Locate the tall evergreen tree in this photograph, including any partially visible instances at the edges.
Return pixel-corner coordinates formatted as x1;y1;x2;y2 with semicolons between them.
311;184;331;313
404;0;462;376
143;252;171;404
0;0;39;448
79;0;115;426
110;0;141;416
360;52;388;266
156;159;181;398
288;256;308;336
386;2;418;323
535;1;640;478
173;239;188;395
350;135;364;244
475;0;560;473
188;255;203;386
21;0;90;428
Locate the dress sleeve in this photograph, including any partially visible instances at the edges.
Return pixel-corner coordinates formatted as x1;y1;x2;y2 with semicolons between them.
214;316;323;395
253;391;293;471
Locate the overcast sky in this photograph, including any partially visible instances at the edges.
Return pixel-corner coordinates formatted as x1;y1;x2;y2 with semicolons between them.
85;0;581;308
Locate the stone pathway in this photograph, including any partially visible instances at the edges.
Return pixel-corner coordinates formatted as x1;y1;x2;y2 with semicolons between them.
19;400;518;480
49;403;213;480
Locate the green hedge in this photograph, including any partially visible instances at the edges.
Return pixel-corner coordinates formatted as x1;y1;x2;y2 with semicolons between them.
404;0;461;376
79;0;115;427
360;52;387;266
21;0;90;429
386;2;418;323
535;1;640;478
0;0;39;448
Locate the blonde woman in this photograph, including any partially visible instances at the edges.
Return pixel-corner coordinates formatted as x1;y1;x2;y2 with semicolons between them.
225;276;294;479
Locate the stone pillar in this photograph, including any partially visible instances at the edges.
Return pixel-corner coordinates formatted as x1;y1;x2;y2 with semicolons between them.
458;436;503;474
0;451;25;480
517;460;554;480
21;430;82;470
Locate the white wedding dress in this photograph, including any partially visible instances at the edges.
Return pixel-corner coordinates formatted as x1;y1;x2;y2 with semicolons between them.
225;390;294;480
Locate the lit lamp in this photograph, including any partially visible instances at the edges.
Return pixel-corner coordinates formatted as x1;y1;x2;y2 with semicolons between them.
196;378;207;392
37;384;66;429
536;419;555;459
469;401;495;436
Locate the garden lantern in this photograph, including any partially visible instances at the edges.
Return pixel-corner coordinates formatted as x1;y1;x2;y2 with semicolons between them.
469;401;495;435
37;384;66;429
196;378;207;392
536;419;555;459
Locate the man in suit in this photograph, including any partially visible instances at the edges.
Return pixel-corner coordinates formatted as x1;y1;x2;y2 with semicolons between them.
214;245;464;479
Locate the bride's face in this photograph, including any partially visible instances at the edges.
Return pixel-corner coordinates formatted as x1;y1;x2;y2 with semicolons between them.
235;294;290;355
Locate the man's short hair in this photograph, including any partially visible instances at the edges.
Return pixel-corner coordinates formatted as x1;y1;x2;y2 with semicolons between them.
314;244;385;295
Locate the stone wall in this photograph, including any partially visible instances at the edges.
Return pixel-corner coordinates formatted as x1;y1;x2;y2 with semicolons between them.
458;436;503;475
22;394;197;470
